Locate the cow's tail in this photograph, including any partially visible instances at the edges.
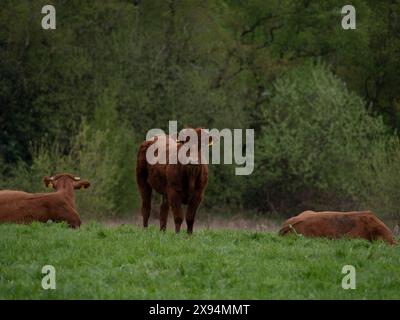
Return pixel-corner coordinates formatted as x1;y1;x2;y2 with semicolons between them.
136;140;154;186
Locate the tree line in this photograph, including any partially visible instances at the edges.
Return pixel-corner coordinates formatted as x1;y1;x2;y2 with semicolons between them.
1;0;400;218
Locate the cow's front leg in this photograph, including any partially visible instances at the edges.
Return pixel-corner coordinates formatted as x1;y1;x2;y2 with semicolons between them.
159;196;169;232
54;204;81;229
186;192;203;234
168;190;183;233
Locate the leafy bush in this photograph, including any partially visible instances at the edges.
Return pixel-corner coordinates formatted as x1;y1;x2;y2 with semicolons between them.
355;137;400;219
71;91;139;216
0;93;138;217
246;63;399;218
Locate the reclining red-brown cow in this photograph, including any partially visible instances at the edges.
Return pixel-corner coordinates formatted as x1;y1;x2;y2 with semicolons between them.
279;210;395;244
0;173;90;228
136;128;212;234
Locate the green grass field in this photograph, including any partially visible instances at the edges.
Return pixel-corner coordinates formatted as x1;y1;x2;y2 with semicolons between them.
0;222;399;299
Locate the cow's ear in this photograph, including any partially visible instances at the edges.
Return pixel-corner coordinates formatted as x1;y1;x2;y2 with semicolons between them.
74;180;91;190
207;130;214;146
201;129;218;146
43;176;54;189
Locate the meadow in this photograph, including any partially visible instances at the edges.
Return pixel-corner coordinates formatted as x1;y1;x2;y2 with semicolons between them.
2;1;400;302
0;222;399;299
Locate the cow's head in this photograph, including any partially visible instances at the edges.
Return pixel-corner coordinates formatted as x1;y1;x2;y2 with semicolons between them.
175;128;217;165
43;173;91;190
177;128;215;145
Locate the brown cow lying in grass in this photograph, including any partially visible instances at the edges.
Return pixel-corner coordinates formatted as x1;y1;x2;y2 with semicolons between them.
279;210;395;244
0;173;90;228
136;128;212;234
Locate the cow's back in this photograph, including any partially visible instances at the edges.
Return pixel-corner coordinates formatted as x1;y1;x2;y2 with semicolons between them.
0;191;44;222
0;190;30;209
279;210;395;244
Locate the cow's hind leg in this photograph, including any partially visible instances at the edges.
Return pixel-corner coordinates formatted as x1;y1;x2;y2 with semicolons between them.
139;183;152;228
136;153;152;228
159;196;169;232
168;190;183;234
186;192;203;234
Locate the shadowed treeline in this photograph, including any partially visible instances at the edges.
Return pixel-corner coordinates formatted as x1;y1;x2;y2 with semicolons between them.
1;1;400;219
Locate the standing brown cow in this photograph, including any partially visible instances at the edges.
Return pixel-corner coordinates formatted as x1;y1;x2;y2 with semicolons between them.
279;210;395;244
136;128;212;234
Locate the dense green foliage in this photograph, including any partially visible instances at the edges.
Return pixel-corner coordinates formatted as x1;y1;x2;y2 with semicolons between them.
0;223;399;299
249;64;400;216
1;1;400;217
